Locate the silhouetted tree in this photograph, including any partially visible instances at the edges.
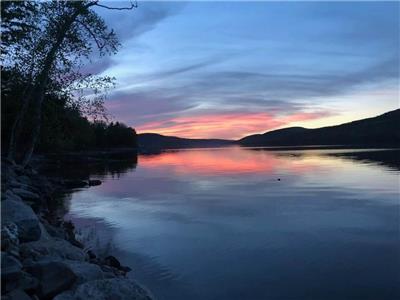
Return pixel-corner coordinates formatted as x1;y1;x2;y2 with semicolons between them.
3;0;136;166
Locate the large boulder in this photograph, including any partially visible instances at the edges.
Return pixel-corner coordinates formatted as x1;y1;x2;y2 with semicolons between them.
17;175;31;185
1;252;22;281
3;190;22;202
20;238;87;262
12;188;40;201
54;278;153;300
1;199;42;242
63;260;104;284
1;252;25;294
103;255;131;274
2;289;32;300
26;261;77;299
15;271;39;292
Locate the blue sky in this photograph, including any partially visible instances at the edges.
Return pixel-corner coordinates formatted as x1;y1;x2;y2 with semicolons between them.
93;1;399;139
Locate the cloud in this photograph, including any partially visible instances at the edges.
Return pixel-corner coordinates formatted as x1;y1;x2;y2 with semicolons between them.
82;1;182;75
130;55;231;84
103;53;397;138
96;1;181;42
95;1;398;139
105;89;196;125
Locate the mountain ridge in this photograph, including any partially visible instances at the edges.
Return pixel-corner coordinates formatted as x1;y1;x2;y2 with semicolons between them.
238;109;400;147
138;109;400;149
138;133;233;150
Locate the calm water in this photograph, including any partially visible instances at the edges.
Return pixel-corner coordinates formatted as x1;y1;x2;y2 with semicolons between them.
64;148;399;300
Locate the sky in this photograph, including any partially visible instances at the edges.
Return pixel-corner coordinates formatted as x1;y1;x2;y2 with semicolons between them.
92;1;399;139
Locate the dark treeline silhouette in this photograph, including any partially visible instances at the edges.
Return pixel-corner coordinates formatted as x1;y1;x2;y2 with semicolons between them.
1;68;137;153
138;133;233;150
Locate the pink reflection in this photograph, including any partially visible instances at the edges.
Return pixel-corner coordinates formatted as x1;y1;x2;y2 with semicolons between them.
139;148;321;176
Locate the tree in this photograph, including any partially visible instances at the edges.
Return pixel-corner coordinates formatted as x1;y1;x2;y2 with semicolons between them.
3;0;136;166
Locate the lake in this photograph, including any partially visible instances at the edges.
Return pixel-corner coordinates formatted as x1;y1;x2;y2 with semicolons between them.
63;147;399;300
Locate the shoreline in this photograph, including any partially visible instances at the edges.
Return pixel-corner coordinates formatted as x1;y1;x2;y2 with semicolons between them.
1;156;154;300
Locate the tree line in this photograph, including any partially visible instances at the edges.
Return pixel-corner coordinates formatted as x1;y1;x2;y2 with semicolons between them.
1;1;138;165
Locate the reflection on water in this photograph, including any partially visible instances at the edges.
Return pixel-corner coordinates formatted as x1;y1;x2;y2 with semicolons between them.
64;148;400;300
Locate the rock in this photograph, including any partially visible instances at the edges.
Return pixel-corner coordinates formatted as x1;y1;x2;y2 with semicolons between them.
3;163;17;178
12;188;40;201
43;222;65;239
38;222;52;241
63;260;104;284
100;265;119;276
16;271;39;292
88;179;101;186
8;179;33;191
1;222;19;256
17;175;31;185
2;199;42;242
1;252;22;281
63;180;88;189
103;255;131;273
20;238;87;262
87;250;96;260
2;289;32;300
4;190;23;202
26;261;77;299
54;278;153;300
62;221;83;248
103;255;121;269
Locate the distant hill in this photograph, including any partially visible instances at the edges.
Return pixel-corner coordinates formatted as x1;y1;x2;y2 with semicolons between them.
239;109;400;147
138;133;233;150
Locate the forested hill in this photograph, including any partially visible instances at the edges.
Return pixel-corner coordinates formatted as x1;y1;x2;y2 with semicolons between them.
138;133;233;150
238;109;400;147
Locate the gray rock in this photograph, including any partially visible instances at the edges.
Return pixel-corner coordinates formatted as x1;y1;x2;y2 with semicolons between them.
2;289;32;300
43;222;65;239
2;199;41;242
54;278;153;300
100;265;119;276
8;179;31;190
16;271;39;292
63;260;104;284
12;188;40;201
20;238;87;262
26;261;77;299
4;190;22;202
1;252;22;281
17;175;31;185
1;222;19;256
4;164;17;179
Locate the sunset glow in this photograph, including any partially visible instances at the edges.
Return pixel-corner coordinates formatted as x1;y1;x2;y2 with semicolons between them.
97;1;398;139
136;111;332;139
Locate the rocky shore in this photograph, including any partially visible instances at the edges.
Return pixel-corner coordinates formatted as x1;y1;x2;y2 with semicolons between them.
1;158;153;300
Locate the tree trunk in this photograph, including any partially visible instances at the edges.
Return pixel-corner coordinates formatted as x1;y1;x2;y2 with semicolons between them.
20;87;46;167
18;7;83;166
7;85;34;163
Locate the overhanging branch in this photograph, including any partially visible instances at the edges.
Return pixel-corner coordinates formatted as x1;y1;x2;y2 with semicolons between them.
94;1;137;10
77;20;106;50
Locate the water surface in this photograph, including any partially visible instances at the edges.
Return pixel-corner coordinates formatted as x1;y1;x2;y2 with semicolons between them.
64;148;400;300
